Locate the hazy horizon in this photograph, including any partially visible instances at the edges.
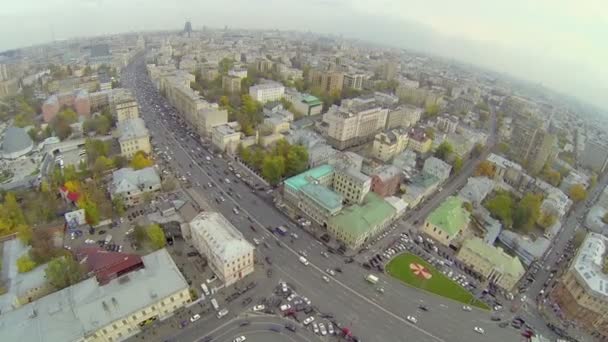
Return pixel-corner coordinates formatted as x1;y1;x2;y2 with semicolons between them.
1;0;606;110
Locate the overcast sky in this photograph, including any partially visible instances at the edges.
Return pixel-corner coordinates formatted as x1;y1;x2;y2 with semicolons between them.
1;0;606;109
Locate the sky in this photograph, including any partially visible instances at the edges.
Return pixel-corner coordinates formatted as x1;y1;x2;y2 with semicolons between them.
0;0;606;109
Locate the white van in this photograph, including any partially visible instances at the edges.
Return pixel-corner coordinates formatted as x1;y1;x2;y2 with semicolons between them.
299;256;309;266
201;283;210;296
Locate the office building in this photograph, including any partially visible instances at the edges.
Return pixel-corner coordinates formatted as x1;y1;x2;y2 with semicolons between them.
110;167;161;206
422;196;470;247
190;212;255;286
222;75;241;93
323;98;388;150
371;128;409;162
117;118;152;158
249;82;285;103
343;73;364;90
308;69;344;94
112;90;139;123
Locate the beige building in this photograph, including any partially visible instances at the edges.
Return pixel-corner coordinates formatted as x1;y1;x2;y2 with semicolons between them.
212;124;242;153
308;69;344;94
323;98;388;150
457;237;524;291
263;116;290;134
422;196;470;247
343;73;364;90
112;89;139;123
372;129;409;162
386;105;423;129
407;127;433;154
332;167;371;205
190;212;255;286
117;118;152;158
0;249;191;342
110;167;161;207
550;233;608;340
249;82;285;103
222;75;241;93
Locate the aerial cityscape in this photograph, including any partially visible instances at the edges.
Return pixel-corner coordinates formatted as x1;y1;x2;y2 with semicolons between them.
0;8;606;342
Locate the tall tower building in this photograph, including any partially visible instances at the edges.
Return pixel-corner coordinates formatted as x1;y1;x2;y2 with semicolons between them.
183;21;192;38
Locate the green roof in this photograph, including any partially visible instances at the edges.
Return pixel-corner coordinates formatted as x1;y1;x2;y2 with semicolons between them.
302;95;322;106
330;193;396;238
284;164;334;191
461;237;525;276
426;196;469;237
300;183;343;212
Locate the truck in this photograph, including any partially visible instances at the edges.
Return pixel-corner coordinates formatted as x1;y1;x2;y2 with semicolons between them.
211;298;220;311
366;274;379;284
274;226;288;236
201;283;210;296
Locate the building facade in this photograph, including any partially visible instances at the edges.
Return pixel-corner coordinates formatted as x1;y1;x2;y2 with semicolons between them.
222;75;241;93
112;90;139;123
117;118;152;158
371;129;409;162
110;167;161;206
308;69;344;94
332;167;371;205
323;98;388;150
343;73;364;90
407;127;433;154
249;82;285;103
422;196;470;246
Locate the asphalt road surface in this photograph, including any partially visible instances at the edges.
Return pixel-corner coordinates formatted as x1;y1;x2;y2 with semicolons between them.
122;55;522;342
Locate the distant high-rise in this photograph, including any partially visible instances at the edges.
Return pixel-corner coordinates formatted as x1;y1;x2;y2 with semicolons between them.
183;21;192;37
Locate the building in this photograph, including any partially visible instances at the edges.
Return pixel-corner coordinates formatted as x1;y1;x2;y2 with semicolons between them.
459;177;495;206
385;105;423;129
110;167;161;206
255;58;273;73
457;237;524;291
291;94;323;116
190;212;255;286
371;129;409;162
422;196;470;246
222;75;241;93
75;247;144;285
112;90;139;123
1;126;33;159
437;115;459;133
42;89;91;123
296;183;343;227
0;249;191;342
211;124;242;154
333;167;371;205
263;116;290;134
508;112;557;174
0;78;19;98
377;61;398;80
117;118;152;158
283;164;335;206
249;81;285;103
370;165;402;197
407;127;433;153
550;233;608;340
581;139;608;173
328;193;395;249
401;172;440;208
228;68;248;79
343;73;364;90
308;69;344;94
323;98;388;150
423;157;452;183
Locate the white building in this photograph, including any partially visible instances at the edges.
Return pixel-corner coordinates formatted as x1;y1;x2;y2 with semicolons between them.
190;212;255;286
423;157;452;182
110;167;161;206
249;81;285;103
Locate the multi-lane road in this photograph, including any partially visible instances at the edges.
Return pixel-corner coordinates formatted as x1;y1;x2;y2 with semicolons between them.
122;55;522;342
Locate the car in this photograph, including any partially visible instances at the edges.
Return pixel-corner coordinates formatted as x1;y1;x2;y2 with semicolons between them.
285;323;297;332
303;316;315;325
326;268;336;276
252;304;265;312
312;323;319;334
280;304;291;311
491;316;502;322
253;238;260;245
418;305;429;312
406;315;418;324
232;336;246;342
376;287;385;294
321;251;329;258
319;322;327;336
98;230;106;235
302;296;311;305
328;322;335;335
473;327;485;334
322;275;330;283
498;322;509;328
462;305;472;311
190;314;201;322
287;293;296;301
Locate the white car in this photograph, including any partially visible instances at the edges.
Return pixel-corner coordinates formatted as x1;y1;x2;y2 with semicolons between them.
473;327;485;334
319;322;327;336
190;314;201;322
233;336;246;342
328;322;335;335
252;305;265;312
322;275;330;283
406;315;418;324
85;239;95;244
252;238;260;245
312;323;319;334
326;268;336;276
303;316;315;325
280;304;291;311
287;293;296;301
302;296;311;305
462;305;472;312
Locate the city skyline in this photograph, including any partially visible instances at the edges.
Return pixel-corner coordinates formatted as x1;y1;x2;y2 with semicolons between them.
1;0;606;111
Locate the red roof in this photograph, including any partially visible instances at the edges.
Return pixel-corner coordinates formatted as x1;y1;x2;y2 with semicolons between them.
75;247;144;285
59;186;81;202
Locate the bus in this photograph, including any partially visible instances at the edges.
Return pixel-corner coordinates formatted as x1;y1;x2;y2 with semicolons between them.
211;298;219;311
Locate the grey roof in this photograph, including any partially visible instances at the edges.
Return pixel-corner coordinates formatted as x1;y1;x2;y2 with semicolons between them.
190;212;254;264
0;249;188;342
459;177;494;204
2;126;33;155
111;167;160;195
572;233;608;298
90;44;110;57
117;118;149;141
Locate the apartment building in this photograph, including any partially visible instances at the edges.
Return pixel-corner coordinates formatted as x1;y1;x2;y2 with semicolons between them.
296;183;343;227
308;69;344;94
0;249;191;342
249;81;285;103
422;196;470;247
112;89;139;123
407;127;433;154
457;237;525;291
110;167;161;206
343;73;364;90
550;232;608;340
283;164;335;206
212;124;242;154
423;157;452;182
371;128;409;162
190;212;255;286
437;115;459;133
117;118;152;158
332;167;371;205
222;75;241;93
385;105;423;129
323;98;388;150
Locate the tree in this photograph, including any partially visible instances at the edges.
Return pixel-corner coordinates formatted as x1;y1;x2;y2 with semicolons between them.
537;213;556;230
77;195;100;225
513;193;543;232
17;224;33;245
452;156;463;174
58;108;78;123
17;254;36;273
434;142;453;161
63;180;81;193
262;155;285;185
475;161;496;178
112;155;127;169
85;139;110;163
218;58;235;74
161;177;177;192
219;96;230;108
45;256;84;290
286;145;309;176
424;103;440;118
424;127;435;140
112;196;126;217
130;151;154;170
146;224;166;250
485;191;514;228
93;156;114;175
63;165;80;182
497;142;510;155
471;143;484;158
569;184;587;202
603;213;608;224
543;168;562;187
462;202;473;212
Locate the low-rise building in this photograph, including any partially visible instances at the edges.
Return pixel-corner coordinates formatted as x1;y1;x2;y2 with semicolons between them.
408;127;432;153
370;165;402;197
190;212;255;286
422;196;470;246
283;164;335;205
371;129;409;162
401;172;440;207
249;81;285;103
423;156;452;182
263;116;290;134
457;237;524;291
328;193;395;249
437;114;459;133
112;89;139;123
117;118;152;158
385;105;423;129
285;90;323;116
333;166;371;205
297;183;343;227
458;177;494;206
212;123;242;154
110;167;161;206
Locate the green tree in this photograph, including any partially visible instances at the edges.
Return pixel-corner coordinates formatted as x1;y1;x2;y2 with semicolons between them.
17;224;33;245
485;191;514;228
45;256;84;290
452;156;463;174
93;156;114;175
286;145;309;176
219;58;235;74
16;254;37;273
130;151;154;170
424;127;435;140
77;195;100;225
112;155;127;169
262;155;285;185
475;161;496;178
513;193;543;232
543;168;562;187
471;143;484;158
112;196;126;217
537;213;556;230
434;142;454;161
58;108;78;123
85;139;110;163
14;113;35;127
146;224;166;250
569;184;587;202
424;103;440;118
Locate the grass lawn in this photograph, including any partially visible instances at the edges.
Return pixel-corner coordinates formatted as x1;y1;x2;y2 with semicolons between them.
386;253;489;310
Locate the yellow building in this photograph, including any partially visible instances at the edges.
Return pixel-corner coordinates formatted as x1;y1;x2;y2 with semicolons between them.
371;129;409;162
117;118;152;158
112;90;139;123
457;237;524;291
407;127;433;153
263;116;290;134
332;167;371;205
308;69;344;94
222;75;241;93
422;196;470;246
212;124;242;153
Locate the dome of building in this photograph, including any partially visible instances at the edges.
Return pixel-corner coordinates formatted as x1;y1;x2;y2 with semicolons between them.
2;126;34;159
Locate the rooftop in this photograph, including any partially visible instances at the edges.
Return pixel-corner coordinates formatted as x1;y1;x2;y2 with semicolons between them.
111;167;160;194
461;237;524;277
572;232;608;297
117;117;149;141
487;153;522;171
300;183;343;212
426;196;470;237
75;247;144;285
284;164;334;192
330;193;395;238
190;212;254;264
301;95;322;106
